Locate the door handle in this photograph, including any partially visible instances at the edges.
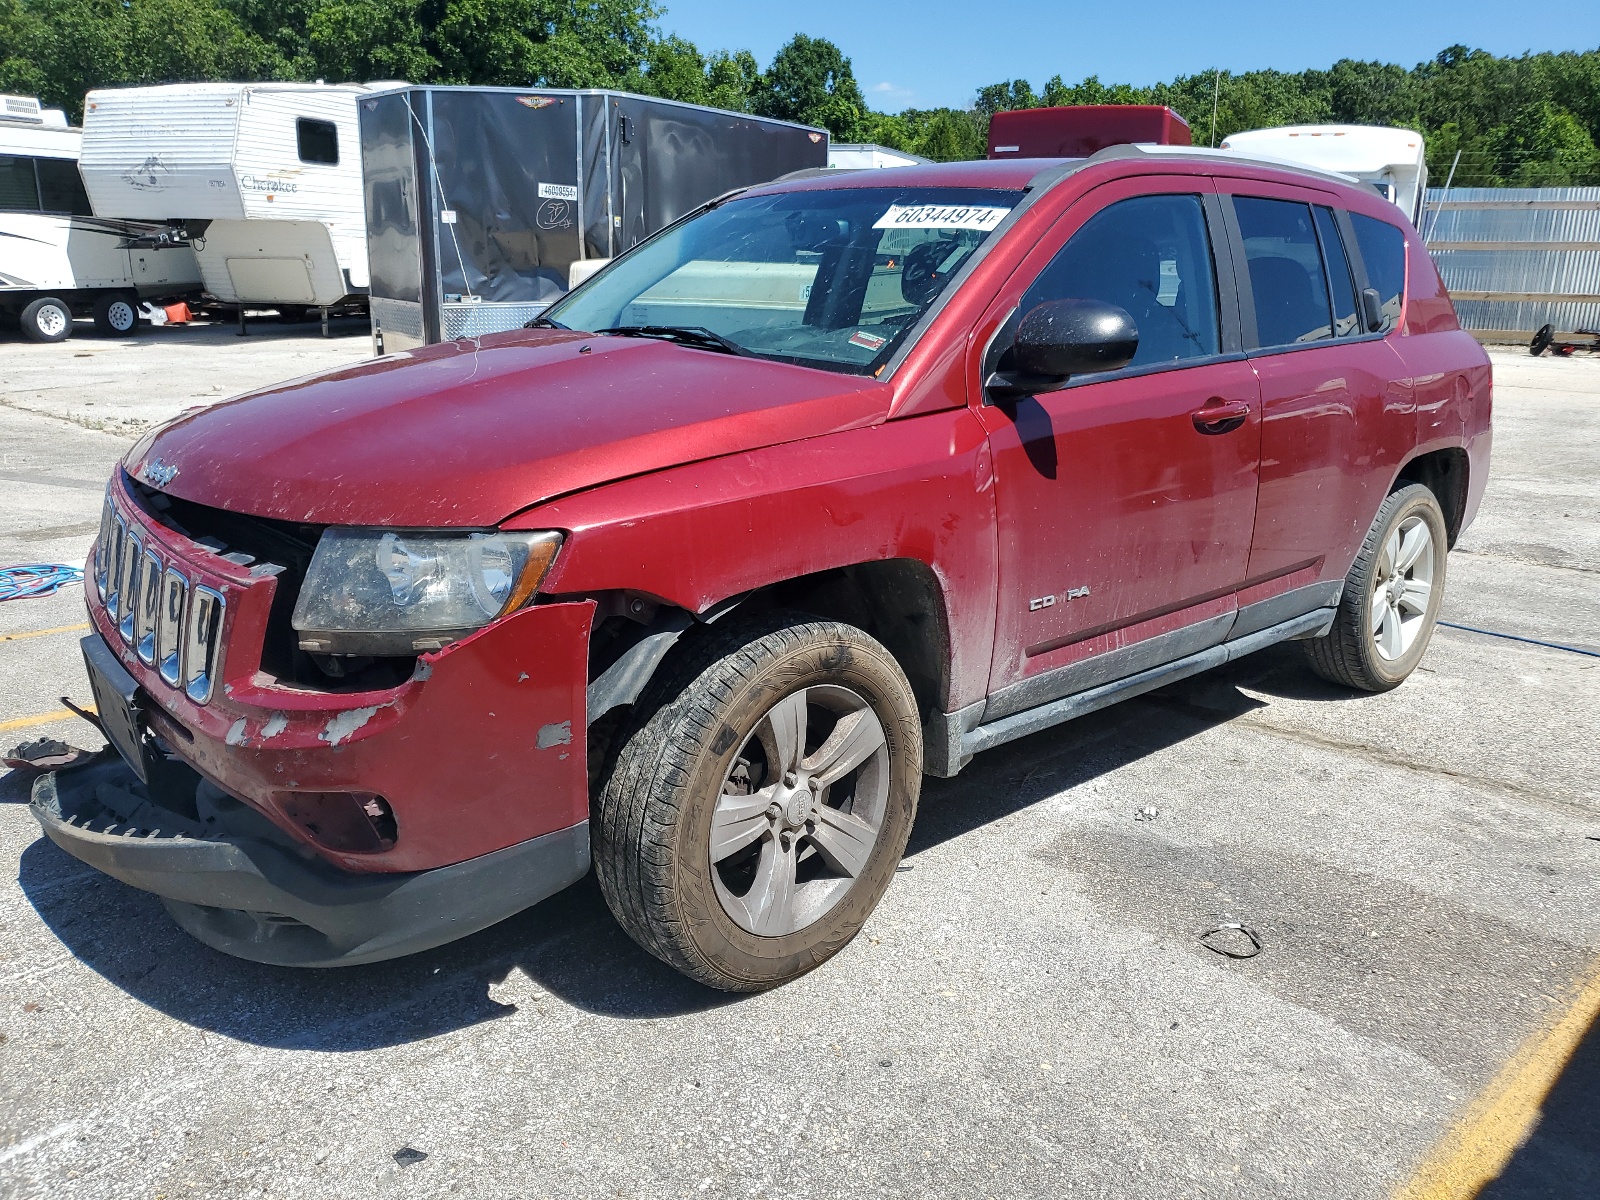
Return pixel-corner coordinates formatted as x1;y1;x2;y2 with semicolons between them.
1191;398;1251;435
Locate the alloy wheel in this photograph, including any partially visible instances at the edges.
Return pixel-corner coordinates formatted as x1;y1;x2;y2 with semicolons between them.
1371;514;1435;661
710;684;890;937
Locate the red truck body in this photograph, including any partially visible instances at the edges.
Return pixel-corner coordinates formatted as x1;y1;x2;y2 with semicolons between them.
988;106;1193;158
41;150;1491;980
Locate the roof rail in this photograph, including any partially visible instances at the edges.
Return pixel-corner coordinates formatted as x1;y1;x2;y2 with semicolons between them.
1086;142;1358;188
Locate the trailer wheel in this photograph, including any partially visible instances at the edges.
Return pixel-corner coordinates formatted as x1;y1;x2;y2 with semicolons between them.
20;296;73;343
594;612;922;991
93;293;140;337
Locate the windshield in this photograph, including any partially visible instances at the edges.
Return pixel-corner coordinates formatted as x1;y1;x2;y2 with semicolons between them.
544;186;1023;375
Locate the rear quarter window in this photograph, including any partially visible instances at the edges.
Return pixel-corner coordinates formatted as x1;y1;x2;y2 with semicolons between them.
1349;213;1407;334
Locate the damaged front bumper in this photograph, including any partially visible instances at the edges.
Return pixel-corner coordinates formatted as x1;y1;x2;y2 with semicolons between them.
30;756;590;967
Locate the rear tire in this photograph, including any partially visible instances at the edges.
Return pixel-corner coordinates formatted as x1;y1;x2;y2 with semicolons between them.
92;292;139;336
20;296;72;343
594;612;922;992
1304;483;1448;692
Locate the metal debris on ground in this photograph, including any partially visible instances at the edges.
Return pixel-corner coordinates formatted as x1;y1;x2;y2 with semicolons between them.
3;738;105;771
1200;922;1263;959
1134;806;1160;821
0;564;84;601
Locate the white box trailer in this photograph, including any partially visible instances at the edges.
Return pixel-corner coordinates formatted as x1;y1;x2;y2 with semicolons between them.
1220;125;1428;226
79;82;397;317
1;95;201;342
826;143;931;170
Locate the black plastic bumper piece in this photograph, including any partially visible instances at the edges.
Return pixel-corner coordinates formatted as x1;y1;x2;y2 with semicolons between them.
30;759;590;967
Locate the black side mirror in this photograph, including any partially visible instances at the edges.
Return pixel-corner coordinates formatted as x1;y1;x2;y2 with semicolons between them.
986;299;1139;400
1359;287;1385;333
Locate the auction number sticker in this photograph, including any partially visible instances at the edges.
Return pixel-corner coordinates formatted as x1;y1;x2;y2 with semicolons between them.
872;204;1010;231
538;182;579;201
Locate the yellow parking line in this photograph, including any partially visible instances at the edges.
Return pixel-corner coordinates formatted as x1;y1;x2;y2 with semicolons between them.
1393;957;1600;1199
0;707;96;735
0;622;90;644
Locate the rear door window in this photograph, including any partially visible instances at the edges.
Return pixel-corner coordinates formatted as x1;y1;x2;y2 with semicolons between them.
0;155;40;210
1235;197;1333;348
1349;213;1407;334
1022;193;1220;368
297;118;339;165
35;156;92;215
1313;206;1360;337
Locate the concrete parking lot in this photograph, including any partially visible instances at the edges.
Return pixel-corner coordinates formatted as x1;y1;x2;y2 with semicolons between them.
1;332;1596;1199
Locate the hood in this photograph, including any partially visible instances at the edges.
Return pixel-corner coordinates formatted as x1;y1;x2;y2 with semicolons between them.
127;330;892;527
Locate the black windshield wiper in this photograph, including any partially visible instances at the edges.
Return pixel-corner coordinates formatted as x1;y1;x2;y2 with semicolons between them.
524;315;568;330
596;325;748;356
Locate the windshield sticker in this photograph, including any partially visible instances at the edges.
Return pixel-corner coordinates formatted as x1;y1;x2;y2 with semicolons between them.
848;330;888;352
873;204;1010;232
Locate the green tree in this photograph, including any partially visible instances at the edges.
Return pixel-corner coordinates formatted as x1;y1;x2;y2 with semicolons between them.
1500;101;1599;185
755;33;865;139
3;0;286;120
703;48;760;112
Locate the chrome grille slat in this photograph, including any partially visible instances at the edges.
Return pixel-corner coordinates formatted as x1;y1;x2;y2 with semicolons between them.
94;493;113;601
117;529;142;645
157;569;187;687
135;548;162;665
183;585;225;705
106;513;127;620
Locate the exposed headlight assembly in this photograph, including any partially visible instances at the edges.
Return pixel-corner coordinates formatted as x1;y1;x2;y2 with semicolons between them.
291;529;563;656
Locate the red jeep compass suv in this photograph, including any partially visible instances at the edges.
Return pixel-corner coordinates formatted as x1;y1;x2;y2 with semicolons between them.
35;146;1491;991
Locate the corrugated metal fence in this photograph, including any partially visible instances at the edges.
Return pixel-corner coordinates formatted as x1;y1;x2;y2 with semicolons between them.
1423;187;1600;340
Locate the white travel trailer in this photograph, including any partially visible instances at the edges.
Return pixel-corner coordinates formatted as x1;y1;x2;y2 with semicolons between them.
1;94;200;342
79;82;398;321
826;144;931;170
1219;125;1428;226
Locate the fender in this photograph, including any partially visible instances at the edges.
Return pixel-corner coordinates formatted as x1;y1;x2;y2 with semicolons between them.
518;408;1001;716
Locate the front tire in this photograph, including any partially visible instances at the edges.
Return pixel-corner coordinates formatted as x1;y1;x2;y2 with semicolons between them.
594;613;922;992
1305;483;1448;692
20;296;72;343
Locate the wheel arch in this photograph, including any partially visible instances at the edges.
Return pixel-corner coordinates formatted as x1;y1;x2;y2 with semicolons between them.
1393;445;1471;547
584;557;954;730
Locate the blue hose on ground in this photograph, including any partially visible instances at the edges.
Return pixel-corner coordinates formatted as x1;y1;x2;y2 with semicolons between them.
1438;620;1600;659
0;564;85;602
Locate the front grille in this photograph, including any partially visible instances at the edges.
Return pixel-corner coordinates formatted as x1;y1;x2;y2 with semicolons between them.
117;477;416;693
96;482;227;706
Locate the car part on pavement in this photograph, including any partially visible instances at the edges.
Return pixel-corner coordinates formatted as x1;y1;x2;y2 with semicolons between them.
1304;484;1449;692
1529;323;1600;357
3;738;106;771
594;614;921;991
1200;923;1263;959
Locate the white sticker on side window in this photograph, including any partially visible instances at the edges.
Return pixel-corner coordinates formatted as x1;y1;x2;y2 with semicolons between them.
873;204;1010;231
1157;259;1180;307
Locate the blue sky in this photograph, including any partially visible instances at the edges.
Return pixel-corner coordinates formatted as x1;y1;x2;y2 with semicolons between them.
656;0;1600;112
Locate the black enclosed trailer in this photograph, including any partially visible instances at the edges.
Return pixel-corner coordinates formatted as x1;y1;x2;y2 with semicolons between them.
359;87;829;350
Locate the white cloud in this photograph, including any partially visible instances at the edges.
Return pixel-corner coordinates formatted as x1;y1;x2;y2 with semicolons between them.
870;81;916;103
